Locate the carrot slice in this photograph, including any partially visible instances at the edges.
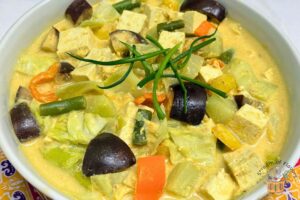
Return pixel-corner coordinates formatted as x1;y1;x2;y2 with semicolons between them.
29;63;59;103
134;93;166;106
195;21;216;37
135;156;166;200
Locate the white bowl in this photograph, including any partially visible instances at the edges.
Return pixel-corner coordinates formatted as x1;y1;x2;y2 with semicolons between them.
0;0;299;199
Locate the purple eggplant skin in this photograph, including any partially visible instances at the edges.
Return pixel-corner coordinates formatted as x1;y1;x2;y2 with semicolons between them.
170;82;207;125
65;0;93;25
15;86;32;103
82;132;136;177
180;0;227;23
10;102;40;142
59;62;75;74
110;30;148;57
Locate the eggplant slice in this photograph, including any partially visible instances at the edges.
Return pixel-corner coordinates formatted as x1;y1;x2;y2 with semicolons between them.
15;86;32;103
59;62;75;74
65;0;93;25
10;102;40;142
110;30;147;57
41;27;59;52
180;0;227;23
170;82;207;125
82;132;136;177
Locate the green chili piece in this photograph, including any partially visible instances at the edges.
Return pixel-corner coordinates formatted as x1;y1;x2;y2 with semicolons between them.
113;0;141;14
219;48;235;64
40;96;87;116
157;20;185;34
132;109;152;146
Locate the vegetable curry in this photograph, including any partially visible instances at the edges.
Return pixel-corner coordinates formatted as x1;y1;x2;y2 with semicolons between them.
9;0;289;199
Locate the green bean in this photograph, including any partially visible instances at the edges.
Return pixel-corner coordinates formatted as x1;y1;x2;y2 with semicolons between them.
67;48;168;66
157;20;185;34
132;109;152;146
146;35;188;113
219;48;235;64
121;42;153;75
153;44;181;120
40;96;87;116
113;0;141;14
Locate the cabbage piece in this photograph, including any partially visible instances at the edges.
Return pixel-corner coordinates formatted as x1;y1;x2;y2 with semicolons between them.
86;95;116;118
206;94;238;123
81;1;120;28
166;162;200;197
169;123;216;165
16;53;57;76
248;80;277;101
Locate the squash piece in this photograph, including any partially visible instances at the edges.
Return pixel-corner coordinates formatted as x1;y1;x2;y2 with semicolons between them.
212;124;241;151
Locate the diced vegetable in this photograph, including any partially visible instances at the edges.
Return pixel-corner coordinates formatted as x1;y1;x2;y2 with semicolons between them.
65;0;93;25
15;86;32;103
41;27;59;52
56;81;103;99
135;156;166;200
157;20;185;34
194;21;215;37
10;102;40;142
180;0;227;23
134;93;166;106
82;133;136;176
86;95;116;118
206;94;238;123
59;62;75;74
110;30;147;57
91;175;113;198
170;82;207;125
212;124;241;150
234;94;265;111
219;48;235;64
201;33;223;58
81;1;120;28
166;162;200;197
248;80;277;101
132;109;152;146
84;113;107;136
209;74;237;93
113;0;141;14
180;54;204;79
40;96;87;116
29;63;59;103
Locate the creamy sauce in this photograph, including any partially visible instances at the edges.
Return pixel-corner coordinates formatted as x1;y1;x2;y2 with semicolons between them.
10;10;289;200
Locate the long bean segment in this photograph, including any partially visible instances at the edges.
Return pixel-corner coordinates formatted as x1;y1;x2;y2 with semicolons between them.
157;20;185;34
113;0;141;14
67;48;168;66
40;96;87;116
153;44;181;120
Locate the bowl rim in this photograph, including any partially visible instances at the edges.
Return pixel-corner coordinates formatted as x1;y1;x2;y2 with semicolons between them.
0;0;300;200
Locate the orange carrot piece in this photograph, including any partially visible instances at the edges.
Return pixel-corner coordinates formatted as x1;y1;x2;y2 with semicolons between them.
29;63;59;103
194;21;216;37
134;93;166;105
135;156;166;200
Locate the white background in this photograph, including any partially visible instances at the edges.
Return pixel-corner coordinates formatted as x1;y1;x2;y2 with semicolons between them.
0;0;300;54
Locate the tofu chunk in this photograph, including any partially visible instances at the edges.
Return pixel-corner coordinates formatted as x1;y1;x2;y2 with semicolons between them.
116;10;147;33
204;169;237;200
223;148;266;194
72;48;118;81
57;27;101;62
228;104;268;144
199;65;223;83
158;31;185;52
183;11;207;34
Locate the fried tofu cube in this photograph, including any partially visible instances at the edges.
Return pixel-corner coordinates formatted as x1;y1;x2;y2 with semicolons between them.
183;11;207;34
158;31;185;52
116;10;147;33
228;104;268;144
204;169;237;200
143;4;168;29
199;65;223;83
223;148;266;194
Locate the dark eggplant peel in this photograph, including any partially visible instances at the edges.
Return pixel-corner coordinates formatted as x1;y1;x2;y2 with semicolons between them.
170;82;207;125
65;0;93;25
82;132;136;177
180;0;227;23
10;102;40;142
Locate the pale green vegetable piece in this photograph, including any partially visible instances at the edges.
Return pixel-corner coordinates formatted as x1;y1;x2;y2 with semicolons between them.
86;95;116;118
16;53;57;75
47;114;70;142
180;54;204;79
166;162;200;197
81;1;120;28
228;58;256;89
201;33;223;58
91;175;113;198
248;80;277;100
56;81;103;99
84;113;107;136
206;94;238;123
